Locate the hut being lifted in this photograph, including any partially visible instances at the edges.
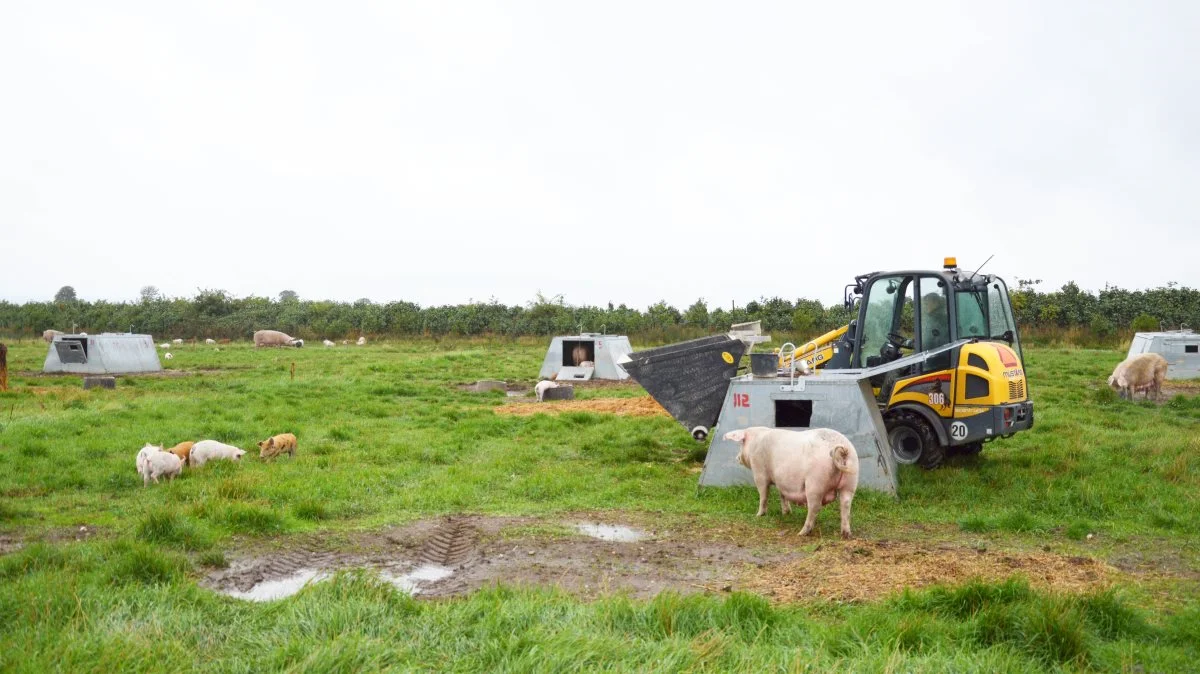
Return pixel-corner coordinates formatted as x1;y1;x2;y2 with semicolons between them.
538;331;633;381
43;333;162;375
1126;327;1200;380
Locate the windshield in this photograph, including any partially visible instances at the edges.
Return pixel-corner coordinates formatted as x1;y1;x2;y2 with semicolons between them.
954;276;1023;361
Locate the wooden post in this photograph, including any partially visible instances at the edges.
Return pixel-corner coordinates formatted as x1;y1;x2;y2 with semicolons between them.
290;361;295;381
0;343;7;391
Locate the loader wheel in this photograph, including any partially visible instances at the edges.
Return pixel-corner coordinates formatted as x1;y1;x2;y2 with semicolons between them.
886;412;945;469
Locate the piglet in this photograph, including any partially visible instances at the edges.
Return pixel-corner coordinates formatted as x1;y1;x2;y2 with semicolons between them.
136;443;183;486
189;440;247;467
534;379;558;402
724;426;860;538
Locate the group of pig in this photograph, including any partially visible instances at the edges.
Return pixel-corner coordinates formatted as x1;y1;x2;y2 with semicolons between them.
134;433;298;487
1108;352;1169;400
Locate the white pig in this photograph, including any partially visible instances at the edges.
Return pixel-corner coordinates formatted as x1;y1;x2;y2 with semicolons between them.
534;379;558;402
136;443;158;477
724;426;860;538
136;444;182;486
205;338;216;345
189;440;247;467
323;339;335;347
145;450;183;486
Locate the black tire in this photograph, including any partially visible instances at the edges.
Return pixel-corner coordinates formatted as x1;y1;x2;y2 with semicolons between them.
886;411;946;469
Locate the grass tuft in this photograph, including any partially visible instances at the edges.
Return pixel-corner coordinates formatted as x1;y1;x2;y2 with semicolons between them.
135;511;214;551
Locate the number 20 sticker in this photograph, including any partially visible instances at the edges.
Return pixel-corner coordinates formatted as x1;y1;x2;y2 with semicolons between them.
949;421;968;440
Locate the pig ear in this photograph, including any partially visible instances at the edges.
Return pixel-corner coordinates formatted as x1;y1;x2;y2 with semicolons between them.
723;429;746;443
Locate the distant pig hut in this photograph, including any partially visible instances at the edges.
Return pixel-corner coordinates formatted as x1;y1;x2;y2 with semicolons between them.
43;333;162;374
538;332;633;381
1126;328;1200;379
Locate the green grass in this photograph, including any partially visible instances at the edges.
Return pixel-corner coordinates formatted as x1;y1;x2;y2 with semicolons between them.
0;338;1197;670
0;542;1193;672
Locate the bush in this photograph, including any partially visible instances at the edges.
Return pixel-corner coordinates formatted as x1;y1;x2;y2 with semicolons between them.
1131;313;1159;332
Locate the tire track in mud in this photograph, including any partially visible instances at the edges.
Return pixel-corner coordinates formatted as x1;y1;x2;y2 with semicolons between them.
418;518;477;567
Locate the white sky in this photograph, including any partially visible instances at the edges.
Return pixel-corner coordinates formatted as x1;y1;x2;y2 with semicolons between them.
2;1;1197;308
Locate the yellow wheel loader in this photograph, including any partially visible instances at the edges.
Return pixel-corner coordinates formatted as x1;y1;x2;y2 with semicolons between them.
621;258;1033;475
783;257;1033;468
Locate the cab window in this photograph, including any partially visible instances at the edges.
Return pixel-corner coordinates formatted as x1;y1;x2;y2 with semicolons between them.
859;275;915;366
956;290;988;339
918;276;950;351
919;276;952;371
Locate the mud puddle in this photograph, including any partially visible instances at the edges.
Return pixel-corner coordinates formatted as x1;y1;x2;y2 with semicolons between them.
226;569;329;602
576;523;648;542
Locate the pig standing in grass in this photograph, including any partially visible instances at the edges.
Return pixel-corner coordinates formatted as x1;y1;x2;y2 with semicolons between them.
190;440;247;467
136;444;183;486
1108;353;1169;401
724;426;860;538
167;441;195;466
258;433;297;459
534;379;558;402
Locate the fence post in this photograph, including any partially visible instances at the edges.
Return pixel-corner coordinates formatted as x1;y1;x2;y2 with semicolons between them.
0;343;8;392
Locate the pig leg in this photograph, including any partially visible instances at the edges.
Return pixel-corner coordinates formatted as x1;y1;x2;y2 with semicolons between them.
838;490;854;539
799;488;823;536
779;493;792;515
754;473;771;517
143;472;149;487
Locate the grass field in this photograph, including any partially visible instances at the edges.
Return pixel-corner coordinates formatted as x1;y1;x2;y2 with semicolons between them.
0;338;1197;672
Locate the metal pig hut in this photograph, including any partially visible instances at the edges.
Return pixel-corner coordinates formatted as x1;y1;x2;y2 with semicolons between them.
43;333;162;375
538;332;633;381
1126;328;1200;379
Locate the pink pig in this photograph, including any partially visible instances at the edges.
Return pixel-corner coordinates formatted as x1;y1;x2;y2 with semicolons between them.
724;426;860;538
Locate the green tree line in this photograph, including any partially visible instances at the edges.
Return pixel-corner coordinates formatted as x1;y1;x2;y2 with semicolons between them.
1;282;1196;341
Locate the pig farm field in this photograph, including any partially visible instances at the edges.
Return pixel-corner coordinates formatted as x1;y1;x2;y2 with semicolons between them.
0;338;1197;672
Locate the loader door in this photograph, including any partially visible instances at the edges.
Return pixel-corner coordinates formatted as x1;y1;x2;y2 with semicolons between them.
857;275;916;369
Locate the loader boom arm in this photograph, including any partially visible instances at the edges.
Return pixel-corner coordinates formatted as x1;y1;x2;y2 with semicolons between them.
780;325;848;371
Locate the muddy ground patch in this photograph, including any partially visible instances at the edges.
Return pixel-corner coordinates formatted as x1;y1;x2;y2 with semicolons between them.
200;515;1131;603
202;515;782;601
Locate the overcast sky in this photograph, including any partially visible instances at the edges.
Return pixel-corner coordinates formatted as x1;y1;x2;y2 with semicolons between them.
2;1;1197;309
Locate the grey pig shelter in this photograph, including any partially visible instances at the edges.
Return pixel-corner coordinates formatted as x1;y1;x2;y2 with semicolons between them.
44;333;163;375
1126;329;1200;380
538;333;633;381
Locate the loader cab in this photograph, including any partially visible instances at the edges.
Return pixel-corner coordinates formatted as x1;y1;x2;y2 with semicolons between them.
849;267;1025;384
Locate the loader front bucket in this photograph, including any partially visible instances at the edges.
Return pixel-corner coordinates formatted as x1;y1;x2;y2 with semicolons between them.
620;335;746;440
